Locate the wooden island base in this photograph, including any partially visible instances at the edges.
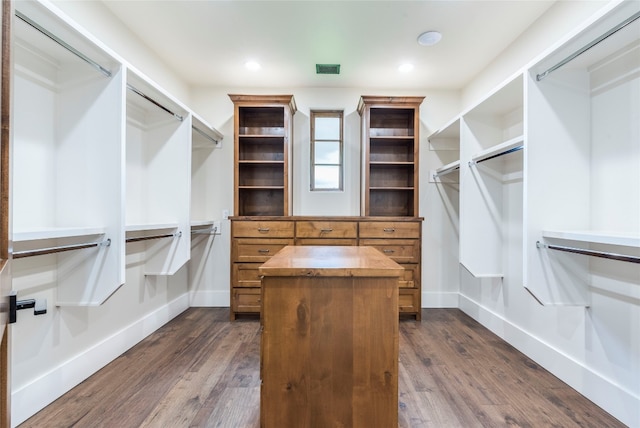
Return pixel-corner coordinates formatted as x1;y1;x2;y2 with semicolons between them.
259;246;403;428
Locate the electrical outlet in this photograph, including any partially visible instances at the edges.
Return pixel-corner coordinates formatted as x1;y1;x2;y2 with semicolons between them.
213;221;222;235
222;209;229;220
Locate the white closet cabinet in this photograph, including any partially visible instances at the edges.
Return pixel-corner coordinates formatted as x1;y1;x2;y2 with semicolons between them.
125;70;191;275
11;0;223;303
12;1;124;306
428;119;461;300
191;114;222;229
430;117;460;185
525;0;640;305
459;75;524;278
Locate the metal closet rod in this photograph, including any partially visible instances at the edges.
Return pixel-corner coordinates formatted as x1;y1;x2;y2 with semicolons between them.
127;84;184;122
192;126;219;145
13;238;111;259
191;227;217;235
15;10;112;78
433;164;460;180
126;231;182;243
537;10;640;81
536;241;640;264
470;145;523;166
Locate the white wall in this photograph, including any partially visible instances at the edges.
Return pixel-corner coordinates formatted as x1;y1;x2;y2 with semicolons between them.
50;0;190;105
460;0;609;112
187;86;461;307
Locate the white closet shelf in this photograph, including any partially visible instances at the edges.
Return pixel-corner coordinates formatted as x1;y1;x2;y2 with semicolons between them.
435;160;461;175
125;223;179;233
190;220;215;228
192;114;223;148
542;230;640;248
14;227;106;242
471;135;524;164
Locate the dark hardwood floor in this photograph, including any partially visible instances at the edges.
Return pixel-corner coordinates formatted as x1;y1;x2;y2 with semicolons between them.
19;308;625;427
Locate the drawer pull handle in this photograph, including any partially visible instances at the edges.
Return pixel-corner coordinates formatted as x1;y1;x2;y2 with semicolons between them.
383;249;395;254
257;228;270;233
320;228;333;233
258;249;270;253
383;228;396;233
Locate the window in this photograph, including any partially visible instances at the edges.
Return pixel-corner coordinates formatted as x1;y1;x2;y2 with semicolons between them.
310;110;343;191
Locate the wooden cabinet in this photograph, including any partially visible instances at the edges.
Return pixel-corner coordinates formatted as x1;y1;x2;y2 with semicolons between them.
230;216;422;320
295;220;358;246
230;219;294;319
359;220;422;319
358;96;424;217
229;95;296;217
259;246;402;427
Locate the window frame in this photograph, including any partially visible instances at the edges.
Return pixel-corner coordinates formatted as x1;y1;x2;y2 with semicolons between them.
310;109;344;191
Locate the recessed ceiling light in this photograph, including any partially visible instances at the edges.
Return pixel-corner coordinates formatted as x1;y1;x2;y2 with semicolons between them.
398;63;414;73
245;60;261;71
417;31;442;46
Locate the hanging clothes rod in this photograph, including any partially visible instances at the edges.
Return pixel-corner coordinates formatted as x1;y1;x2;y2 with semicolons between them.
192;126;219;144
433;164;460;180
536;241;640;264
191;227;218;236
126;231;182;243
13;238;111;259
127;84;184;122
537;10;640;81
471;145;523;166
15;11;112;78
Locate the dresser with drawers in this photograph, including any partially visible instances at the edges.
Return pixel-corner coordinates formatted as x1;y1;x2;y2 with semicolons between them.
230;216;422;320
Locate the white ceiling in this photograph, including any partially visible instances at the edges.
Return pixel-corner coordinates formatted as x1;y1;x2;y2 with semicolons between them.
101;0;557;90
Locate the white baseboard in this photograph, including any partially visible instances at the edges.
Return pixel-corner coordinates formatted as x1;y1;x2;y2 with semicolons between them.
458;293;639;428
11;294;190;427
422;291;459;308
189;289;230;307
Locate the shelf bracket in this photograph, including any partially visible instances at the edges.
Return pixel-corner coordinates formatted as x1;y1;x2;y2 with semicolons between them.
9;292;47;324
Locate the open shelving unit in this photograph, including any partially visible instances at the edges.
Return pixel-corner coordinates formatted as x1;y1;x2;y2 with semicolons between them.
358;96;424;217
430;117;461;184
459;74;524;278
191;113;222;229
230;95;296;217
125;69;190;275
525;0;640;305
12;1;124;306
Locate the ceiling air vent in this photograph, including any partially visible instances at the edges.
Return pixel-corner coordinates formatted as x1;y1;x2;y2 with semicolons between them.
316;64;340;75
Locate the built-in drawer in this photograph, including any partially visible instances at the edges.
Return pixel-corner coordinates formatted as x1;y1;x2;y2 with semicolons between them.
296;221;358;238
233;238;293;263
232;287;261;314
399;289;420;317
360;239;420;263
358;221;420;239
232;263;263;288
399;263;419;289
232;220;295;238
296;238;358;246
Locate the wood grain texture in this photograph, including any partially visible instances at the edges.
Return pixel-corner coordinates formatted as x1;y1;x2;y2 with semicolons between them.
19;308;626;428
260;273;399;428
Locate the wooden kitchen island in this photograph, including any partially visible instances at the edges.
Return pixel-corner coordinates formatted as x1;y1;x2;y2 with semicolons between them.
259;245;403;428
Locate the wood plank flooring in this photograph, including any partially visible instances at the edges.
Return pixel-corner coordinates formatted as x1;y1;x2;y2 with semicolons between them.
19;308;625;427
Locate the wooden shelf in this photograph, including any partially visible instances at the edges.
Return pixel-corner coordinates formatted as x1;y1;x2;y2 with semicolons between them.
359;96;424;217
238;160;284;165
239;186;285;189
231;95;295;217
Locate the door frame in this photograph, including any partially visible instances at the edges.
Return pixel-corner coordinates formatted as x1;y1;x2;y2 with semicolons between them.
1;0;12;426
